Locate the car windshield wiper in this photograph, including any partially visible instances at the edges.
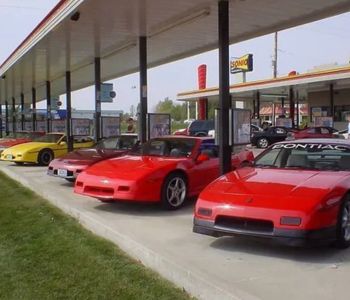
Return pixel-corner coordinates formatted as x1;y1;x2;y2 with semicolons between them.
284;165;316;170
243;162;277;168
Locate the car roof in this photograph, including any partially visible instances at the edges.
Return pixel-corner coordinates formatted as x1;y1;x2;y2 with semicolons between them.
278;138;350;145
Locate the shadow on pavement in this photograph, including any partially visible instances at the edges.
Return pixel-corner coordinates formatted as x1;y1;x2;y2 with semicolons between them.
93;197;196;217
210;236;350;263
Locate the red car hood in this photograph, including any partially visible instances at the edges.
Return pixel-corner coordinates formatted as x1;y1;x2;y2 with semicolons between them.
0;138;31;147
202;167;348;209
83;155;183;178
56;148;126;163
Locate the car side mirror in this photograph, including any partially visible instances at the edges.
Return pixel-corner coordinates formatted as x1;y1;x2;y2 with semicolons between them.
58;141;67;145
196;154;210;164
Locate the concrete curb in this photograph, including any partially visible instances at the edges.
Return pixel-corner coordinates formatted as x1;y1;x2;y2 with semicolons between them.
0;165;261;300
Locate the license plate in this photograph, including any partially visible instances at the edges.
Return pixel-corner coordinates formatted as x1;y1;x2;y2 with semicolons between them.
57;169;68;177
6;154;13;159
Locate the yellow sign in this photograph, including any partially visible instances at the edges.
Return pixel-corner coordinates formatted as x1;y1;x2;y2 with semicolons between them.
230;54;253;74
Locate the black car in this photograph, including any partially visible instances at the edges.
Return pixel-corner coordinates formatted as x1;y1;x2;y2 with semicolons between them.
187;120;215;136
251;126;291;148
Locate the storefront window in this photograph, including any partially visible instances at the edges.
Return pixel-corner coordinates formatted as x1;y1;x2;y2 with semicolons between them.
310;106;330;122
334;105;350;122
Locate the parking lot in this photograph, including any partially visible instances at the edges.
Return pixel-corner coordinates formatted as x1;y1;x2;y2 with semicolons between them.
1;147;349;300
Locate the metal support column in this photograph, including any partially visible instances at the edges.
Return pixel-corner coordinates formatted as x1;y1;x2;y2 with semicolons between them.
256;92;260;119
46;81;51;132
330;83;334;118
281;97;285;116
32;88;36;131
218;0;231;175
5;101;8;135
296;100;300;128
12;97;16;133
20;93;25;130
139;36;148;143
94;57;101;143
253;99;256;117
0;103;2;138
66;71;73;152
289;88;295;128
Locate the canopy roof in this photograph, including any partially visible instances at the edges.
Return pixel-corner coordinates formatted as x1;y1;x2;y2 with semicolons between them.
1;0;350;104
177;66;350;103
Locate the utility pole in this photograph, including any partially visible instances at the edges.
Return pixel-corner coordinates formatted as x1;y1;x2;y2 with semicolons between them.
273;32;278;78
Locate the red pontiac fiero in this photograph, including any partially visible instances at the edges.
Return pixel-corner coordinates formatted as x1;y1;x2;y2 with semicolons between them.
47;134;139;182
193;139;350;248
74;136;254;210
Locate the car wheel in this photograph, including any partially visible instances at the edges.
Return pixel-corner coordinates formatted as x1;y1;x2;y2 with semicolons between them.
160;172;188;210
195;132;207;137
38;149;54;166
335;195;350;249
257;137;269;148
14;162;24;165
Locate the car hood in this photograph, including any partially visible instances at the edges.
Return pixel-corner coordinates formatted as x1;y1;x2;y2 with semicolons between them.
202;167;348;209
83;155;184;178
0;139;31;147
4;142;55;153
57;148;125;162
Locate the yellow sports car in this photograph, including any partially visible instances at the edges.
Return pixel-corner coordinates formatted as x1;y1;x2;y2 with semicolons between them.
0;133;94;166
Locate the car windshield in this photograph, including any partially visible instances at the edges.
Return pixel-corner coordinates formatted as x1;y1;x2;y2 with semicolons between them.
8;132;28;139
130;138;197;157
253;142;350;171
94;136;138;150
34;134;64;143
24;132;43;140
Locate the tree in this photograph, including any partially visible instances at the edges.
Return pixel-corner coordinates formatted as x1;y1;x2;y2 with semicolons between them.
154;97;174;114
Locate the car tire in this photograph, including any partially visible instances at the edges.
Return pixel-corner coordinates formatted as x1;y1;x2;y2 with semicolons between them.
257;137;269;148
160;172;188;210
14;162;24;165
37;149;54;166
334;195;350;249
195;132;207;137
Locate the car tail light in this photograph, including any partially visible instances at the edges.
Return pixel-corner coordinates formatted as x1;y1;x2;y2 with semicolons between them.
280;217;301;226
197;207;213;217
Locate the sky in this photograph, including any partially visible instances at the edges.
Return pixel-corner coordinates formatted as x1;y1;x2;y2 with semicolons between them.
1;0;350;114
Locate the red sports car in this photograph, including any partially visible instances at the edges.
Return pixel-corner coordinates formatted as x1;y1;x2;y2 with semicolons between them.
47;134;139;182
74;136;254;210
290;126;337;140
0;131;45;154
193;139;350;248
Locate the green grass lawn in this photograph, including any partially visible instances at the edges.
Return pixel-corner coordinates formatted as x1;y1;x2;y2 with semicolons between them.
0;172;195;300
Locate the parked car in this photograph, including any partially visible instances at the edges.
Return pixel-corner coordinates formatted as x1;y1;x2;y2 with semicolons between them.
251;126;291;148
290;126;338;140
333;129;348;139
74;136;254;210
187;120;215;137
173;127;189;135
1;133;94;166
47;134;139;182
208;124;262;137
0;131;45;154
193;138;350;248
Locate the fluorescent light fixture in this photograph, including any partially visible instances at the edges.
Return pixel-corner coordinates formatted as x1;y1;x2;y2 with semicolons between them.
71;60;94;73
260;93;288;98
148;7;211;38
102;41;137;60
